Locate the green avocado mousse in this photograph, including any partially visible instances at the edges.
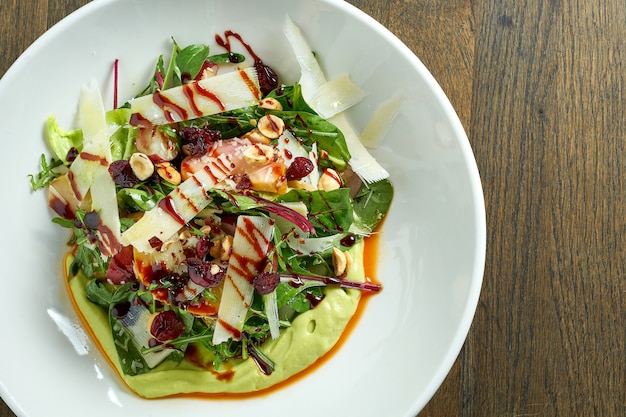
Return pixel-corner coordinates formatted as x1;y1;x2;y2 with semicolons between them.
66;240;369;397
31;20;394;398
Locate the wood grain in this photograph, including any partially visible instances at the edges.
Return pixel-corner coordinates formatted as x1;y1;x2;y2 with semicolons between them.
1;1;624;416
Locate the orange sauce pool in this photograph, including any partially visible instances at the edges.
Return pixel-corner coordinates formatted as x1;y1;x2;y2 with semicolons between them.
65;232;383;400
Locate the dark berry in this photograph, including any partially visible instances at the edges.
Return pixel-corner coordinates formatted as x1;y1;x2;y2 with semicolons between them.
286;157;314;181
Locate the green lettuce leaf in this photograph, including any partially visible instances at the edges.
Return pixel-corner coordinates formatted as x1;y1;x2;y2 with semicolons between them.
106;108;137;161
44;115;83;162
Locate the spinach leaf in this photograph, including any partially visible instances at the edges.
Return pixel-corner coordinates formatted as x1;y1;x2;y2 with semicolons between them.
352;179;394;232
277;188;354;237
197;106;260;138
271;110;351;170
266;84;316;113
208;52;245;64
176;43;210;81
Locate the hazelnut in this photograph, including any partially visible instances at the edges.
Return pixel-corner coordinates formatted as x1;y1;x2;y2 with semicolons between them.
257;114;285;139
156;162;182;185
258;97;283;111
333;247;352;277
129;152;154;181
220;235;233;261
318;168;342;191
242;128;271;144
243;144;275;166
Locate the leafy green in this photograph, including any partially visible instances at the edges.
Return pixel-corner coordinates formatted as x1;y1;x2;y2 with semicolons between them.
276;281;325;314
28;154;63;190
352;179;394;232
195;106;259;139
162;39;182;90
137;54;166;97
277;188;354;237
208;52;245;64
141;39;211;92
44;115;83;162
52;209;108;278
106;108;137;161
271;110;351;170
193;101;350;170
176;43;210;82
117;187;165;213
109;312;152;376
85;278;113;308
270;228;333;276
266;84;316;113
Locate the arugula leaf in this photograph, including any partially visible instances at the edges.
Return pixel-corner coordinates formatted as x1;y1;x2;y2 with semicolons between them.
85;278;113;308
276;280;324;313
52;210;108;278
207;189;276;215
28;154;63;191
162;38;182;90
271;229;333;276
117;187;165;213
137;55;166;98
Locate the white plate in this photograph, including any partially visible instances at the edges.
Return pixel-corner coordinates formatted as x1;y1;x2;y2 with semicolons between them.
0;0;485;416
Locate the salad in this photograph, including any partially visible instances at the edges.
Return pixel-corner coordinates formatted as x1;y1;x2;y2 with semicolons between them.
30;16;393;397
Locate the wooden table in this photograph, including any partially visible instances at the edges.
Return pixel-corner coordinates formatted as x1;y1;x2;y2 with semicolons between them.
1;1;624;416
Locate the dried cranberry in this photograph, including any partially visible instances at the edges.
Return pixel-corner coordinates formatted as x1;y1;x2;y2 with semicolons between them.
106;245;136;285
108;160;141;187
340;234;357;248
149;236;163;251
66;147;79;163
253;272;280;295
180;126;222;157
185;258;225;288
149;310;185;343
254;61;279;96
195;235;213;259
286;157;314;181
236;173;252;190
